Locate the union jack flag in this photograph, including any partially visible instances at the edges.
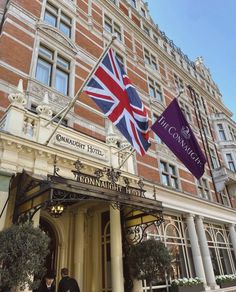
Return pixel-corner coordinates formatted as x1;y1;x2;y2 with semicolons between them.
84;48;150;156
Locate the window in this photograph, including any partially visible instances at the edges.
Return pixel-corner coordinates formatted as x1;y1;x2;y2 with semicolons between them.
144;49;157;70
217;124;226;141
171;50;176;60
44;1;72;37
153;115;162;143
163;43;168;52
130;0;136;8
210;148;218;169
160;161;179;189
153;34;159;44
174;74;184;92
179;101;192;123
219;190;230;206
104;15;122;41
115;52;124;68
226;153;236;172
195;93;204;110
148;78;163;102
141;8;146;17
202;117;210;136
198;178;210;200
36;45;70;95
143;25;150;36
228;125;236;141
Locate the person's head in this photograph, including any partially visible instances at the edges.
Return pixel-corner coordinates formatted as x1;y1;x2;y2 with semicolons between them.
61;267;69;278
45;271;55;286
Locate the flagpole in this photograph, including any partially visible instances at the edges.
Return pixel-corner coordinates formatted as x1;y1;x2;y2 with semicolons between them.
45;34;117;145
44;103;69;127
188;85;219;200
117;149;135;170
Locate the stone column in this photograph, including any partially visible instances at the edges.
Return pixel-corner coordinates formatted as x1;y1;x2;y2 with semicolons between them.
110;205;124;292
195;216;218;289
186;214;207;285
74;209;86;291
229;224;236;258
91;212;100;292
0;172;13;230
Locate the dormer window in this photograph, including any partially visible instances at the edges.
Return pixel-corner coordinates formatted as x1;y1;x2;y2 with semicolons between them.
143;25;150;36
130;0;136;8
141;8;146;17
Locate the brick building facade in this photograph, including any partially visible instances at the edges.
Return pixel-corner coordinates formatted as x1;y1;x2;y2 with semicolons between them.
0;0;236;291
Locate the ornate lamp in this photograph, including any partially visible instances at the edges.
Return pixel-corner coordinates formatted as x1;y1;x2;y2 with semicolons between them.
47;203;65;218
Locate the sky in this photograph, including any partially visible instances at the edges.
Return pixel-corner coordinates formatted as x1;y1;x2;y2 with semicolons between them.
146;0;236;121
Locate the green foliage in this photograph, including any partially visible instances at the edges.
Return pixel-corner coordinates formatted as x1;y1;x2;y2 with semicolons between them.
128;239;171;285
0;222;50;290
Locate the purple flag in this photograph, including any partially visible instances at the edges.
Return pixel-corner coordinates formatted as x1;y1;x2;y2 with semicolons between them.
151;98;206;179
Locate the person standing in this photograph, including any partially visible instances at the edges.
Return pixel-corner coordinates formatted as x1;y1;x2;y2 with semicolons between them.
37;271;55;292
58;268;80;292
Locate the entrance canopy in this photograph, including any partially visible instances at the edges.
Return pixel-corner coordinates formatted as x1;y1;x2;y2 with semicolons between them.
12;164;163;226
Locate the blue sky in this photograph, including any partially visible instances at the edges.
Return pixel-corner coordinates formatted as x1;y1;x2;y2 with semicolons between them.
146;0;236;121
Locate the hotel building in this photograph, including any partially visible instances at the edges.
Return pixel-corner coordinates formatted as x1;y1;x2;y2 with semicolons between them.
0;0;236;291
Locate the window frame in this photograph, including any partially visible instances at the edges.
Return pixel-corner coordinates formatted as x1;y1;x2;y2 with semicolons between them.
197;178;211;200
104;14;122;42
160;160;179;189
43;1;72;38
35;44;71;96
148;78;163;102
226;153;236;172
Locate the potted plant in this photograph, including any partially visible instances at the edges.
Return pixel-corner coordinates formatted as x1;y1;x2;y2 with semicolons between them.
0;222;50;291
127;238;171;292
170;277;204;292
215;274;236;288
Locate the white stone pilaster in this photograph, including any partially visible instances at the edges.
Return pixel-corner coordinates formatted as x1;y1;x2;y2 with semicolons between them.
91;212;100;292
74;209;86;291
229;224;236;259
186;214;207;286
195;216;219;289
110;205;124;292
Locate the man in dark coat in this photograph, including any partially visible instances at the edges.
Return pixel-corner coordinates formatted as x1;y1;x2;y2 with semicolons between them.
37;271;56;292
58;268;80;292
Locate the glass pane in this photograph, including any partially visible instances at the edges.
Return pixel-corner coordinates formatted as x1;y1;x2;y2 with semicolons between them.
44;10;57;26
171;177;178;189
149;86;155;98
169;165;176;175
162;174;169;186
160;161;167;172
39;46;53;60
36;59;51;86
47;2;58;13
59;21;71;37
61;12;71;24
57;56;70;69
55;69;68;95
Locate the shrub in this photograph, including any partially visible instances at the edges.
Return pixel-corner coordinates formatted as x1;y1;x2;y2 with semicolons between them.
0;222;50;291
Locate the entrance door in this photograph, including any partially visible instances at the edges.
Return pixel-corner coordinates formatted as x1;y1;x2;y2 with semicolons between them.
39;218;57;274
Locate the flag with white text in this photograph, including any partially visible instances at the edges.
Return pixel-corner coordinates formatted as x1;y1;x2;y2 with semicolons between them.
151;98;206;179
84;48;150;156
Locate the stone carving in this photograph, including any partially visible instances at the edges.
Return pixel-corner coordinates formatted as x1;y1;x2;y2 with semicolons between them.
8;79;27;108
37;23;77;54
36;92;53;119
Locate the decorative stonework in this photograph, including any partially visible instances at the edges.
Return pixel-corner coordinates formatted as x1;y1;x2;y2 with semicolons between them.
36;23;77;54
36;92;53;119
8;79;27;109
106;122;119;147
28;80;70;108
